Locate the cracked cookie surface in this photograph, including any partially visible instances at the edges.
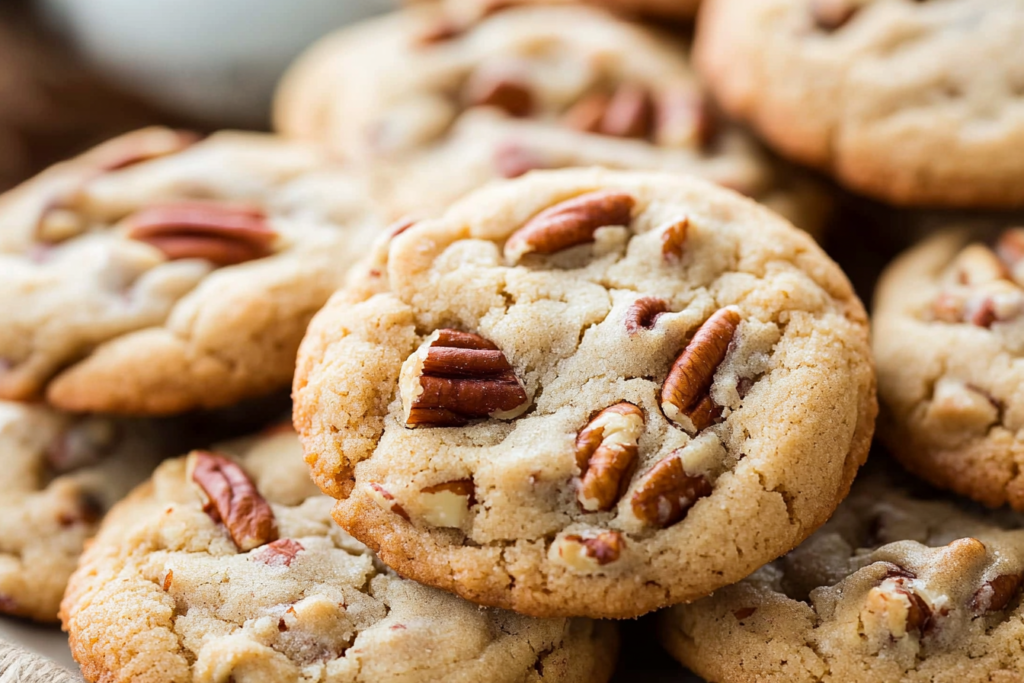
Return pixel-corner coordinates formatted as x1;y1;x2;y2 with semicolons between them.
660;475;1024;682
60;427;617;683
275;3;827;235
874;228;1024;510
0;127;383;414
696;0;1024;208
293;168;876;618
0;401;172;621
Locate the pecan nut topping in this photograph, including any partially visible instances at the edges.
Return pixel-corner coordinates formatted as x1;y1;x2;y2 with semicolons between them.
660;218;689;261
504;190;636;263
630;452;712;528
661;307;741;432
575;402;644;512
189;450;278;551
253;538;305;567
552;530;625;572
972;572;1024;614
625;298;669;335
464;72;534;118
400;329;529;427
125;201;277;266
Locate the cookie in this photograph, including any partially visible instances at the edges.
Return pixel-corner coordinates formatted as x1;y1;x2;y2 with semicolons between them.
0;401;171;622
660;476;1024;682
873;227;1024;510
275;3;827;234
60;427;618;683
695;0;1024;208
0;127;383;414
293;168;876;618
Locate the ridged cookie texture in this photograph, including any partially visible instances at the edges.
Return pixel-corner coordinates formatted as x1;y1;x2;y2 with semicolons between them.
275;3;827;234
874;228;1024;510
661;476;1024;682
60;427;617;683
0;401;173;622
0;127;384;415
294;168;876;619
696;0;1024;208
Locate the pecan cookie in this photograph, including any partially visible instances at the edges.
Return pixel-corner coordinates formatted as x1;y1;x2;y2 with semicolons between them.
0;401;172;622
660;476;1024;682
60;427;618;683
275;3;827;235
874;228;1024;511
696;0;1024;208
0;127;383;414
293;168;876;618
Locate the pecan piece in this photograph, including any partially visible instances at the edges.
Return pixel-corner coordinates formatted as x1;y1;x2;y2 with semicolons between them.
661;218;689;261
625;298;669;335
656;90;716;149
464;72;533;117
189;450;278;551
551;530;625;572
504;190;636;263
661;308;741;432
369;483;411;521
972;573;1024;613
575;403;644;512
400;329;529;427
419;479;476;527
630;452;712;528
600;83;654;139
253;538;305;567
811;0;858;30
952;245;1008;286
862;576;936;639
125;201;276;266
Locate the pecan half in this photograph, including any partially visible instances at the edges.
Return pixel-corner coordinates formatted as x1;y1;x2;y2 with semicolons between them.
575;403;643;512
562;93;610;133
253;538;305;567
190;450;278;551
630;452;712;528
600;83;654;139
400;329;529;427
625;298;669;335
661;218;689;261
972;573;1024;614
552;530;625;572
419;479;475;527
504;190;636;263
811;0;858;30
125;201;276;266
464;73;533;117
661;308;741;432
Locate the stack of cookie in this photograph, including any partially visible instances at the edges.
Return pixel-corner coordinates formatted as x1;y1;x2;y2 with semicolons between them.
2;0;1024;682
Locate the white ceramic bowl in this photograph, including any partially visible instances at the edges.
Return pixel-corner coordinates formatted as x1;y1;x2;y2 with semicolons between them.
40;0;397;127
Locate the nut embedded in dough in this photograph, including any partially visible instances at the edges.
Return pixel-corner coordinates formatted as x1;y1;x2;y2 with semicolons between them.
551;530;626;572
574;402;644;512
630;451;712;528
188;450;279;551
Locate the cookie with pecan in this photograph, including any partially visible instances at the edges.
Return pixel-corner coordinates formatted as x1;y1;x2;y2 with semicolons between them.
0;127;384;414
275;3;828;235
293;168;876;618
0;401;174;622
696;0;1024;208
60;426;617;683
874;228;1024;511
660;475;1024;682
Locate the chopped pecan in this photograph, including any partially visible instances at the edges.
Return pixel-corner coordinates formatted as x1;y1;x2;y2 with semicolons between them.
972;573;1024;613
575;403;644;512
661;308;741;432
625;298;669;335
811;0;858;30
562;93;610;133
253;538;305;567
464;72;533;117
552;530;625;572
163;570;173;591
125;201;276;266
190;450;278;551
418;479;476;527
630;452;712;528
504;190;636;263
400;329;528;427
661;218;689;261
369;483;410;521
600;83;654;139
862;576;936;639
931;280;1024;327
